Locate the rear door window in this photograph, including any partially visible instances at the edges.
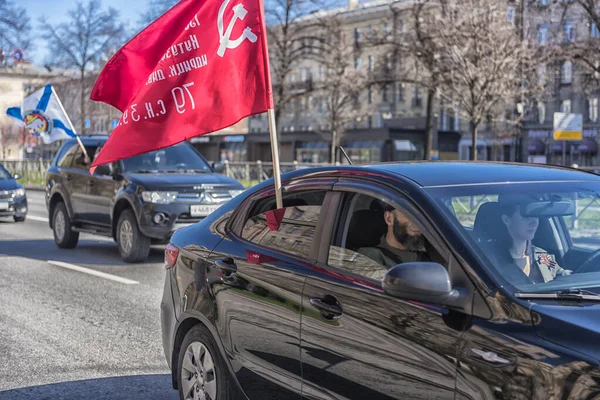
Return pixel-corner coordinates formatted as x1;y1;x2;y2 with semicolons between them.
57;143;78;168
241;190;326;260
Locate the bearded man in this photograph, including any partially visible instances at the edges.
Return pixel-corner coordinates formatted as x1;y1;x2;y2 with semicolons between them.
357;202;430;268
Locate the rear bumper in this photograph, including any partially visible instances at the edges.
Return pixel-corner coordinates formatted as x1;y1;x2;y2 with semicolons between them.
160;269;178;370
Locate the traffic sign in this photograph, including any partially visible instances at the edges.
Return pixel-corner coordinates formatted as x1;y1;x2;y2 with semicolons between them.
554;112;582;141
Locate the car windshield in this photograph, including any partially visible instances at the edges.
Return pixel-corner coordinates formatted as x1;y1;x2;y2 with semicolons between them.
0;165;12;180
121;143;211;173
427;181;600;294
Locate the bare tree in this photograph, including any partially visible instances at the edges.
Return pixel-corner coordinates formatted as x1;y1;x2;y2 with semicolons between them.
311;13;368;163
140;0;178;26
554;1;600;94
265;0;347;136
0;0;30;56
40;0;126;133
415;0;533;161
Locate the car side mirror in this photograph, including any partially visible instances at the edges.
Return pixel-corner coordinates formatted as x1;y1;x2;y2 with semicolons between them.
382;262;467;309
212;161;225;174
94;164;112;177
13;174;21;180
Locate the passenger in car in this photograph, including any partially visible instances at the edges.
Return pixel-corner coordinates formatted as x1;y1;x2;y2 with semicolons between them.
497;194;572;283
357;202;430;268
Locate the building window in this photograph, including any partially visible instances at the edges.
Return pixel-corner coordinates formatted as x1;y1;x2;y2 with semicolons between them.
590;97;599;122
592;23;600;38
564;21;575;42
561;99;572;114
368;55;373;72
354;28;361;44
539;0;548;5
368;85;372;104
537;64;546;86
367;116;373;128
507;6;515;23
412;87;422;108
354;57;361;70
398;83;404;102
562;61;573;84
537;101;546;123
382;84;389;103
538;25;548;45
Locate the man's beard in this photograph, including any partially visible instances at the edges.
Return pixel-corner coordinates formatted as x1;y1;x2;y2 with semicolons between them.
393;219;425;252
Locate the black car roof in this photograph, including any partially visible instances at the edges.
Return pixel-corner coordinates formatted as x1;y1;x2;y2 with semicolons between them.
365;162;600;187
279;162;600;188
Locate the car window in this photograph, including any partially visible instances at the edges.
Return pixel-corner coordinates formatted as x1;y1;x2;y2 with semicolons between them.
57;143;78;168
427;182;600;293
328;193;444;281
72;145;99;171
0;165;11;180
241;190;326;260
121;143;211;173
561;191;600;250
450;195;499;229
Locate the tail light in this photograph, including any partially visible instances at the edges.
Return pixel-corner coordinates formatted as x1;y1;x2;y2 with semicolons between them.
165;243;179;269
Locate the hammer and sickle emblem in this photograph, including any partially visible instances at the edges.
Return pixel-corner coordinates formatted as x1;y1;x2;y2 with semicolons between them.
217;0;258;57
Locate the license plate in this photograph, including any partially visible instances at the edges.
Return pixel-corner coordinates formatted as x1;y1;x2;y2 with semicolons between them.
190;204;220;217
0;202;9;211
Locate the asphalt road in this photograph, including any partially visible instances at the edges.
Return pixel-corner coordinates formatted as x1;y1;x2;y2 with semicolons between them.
0;190;178;400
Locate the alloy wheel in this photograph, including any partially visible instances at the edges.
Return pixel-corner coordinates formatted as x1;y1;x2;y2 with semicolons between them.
180;341;217;400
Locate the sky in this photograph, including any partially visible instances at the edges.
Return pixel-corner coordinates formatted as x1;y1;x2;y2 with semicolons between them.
17;0;149;65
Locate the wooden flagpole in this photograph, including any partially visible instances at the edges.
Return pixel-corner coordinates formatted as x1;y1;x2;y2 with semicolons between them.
50;85;90;163
267;109;283;209
259;0;283;209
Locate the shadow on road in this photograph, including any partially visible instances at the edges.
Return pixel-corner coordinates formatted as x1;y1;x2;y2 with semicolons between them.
0;374;177;400
0;239;164;266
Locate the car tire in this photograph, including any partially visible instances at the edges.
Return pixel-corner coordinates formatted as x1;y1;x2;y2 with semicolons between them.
116;209;150;263
53;202;79;249
177;324;234;400
13;216;25;223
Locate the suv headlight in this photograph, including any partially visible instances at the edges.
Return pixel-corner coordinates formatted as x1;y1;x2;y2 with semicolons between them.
229;190;244;198
142;191;178;204
14;188;25;197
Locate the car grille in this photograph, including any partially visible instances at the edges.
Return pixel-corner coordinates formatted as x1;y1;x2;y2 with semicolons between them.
0;191;14;200
175;190;232;203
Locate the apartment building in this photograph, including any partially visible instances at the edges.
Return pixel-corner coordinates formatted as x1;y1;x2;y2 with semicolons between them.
523;0;600;166
193;0;461;164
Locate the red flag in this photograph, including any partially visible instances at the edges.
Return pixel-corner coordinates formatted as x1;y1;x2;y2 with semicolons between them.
90;0;273;172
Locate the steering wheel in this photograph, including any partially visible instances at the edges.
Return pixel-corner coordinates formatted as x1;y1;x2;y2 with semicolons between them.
575;249;600;273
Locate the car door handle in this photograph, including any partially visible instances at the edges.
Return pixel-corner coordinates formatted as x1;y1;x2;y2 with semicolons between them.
214;259;237;273
310;297;343;320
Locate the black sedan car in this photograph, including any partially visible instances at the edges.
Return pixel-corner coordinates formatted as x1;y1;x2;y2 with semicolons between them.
161;162;600;400
0;163;27;222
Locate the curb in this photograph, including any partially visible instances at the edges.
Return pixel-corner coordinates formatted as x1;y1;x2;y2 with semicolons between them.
23;185;45;192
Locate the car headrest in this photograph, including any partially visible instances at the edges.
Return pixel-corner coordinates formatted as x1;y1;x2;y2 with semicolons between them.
346;209;387;251
473;202;503;242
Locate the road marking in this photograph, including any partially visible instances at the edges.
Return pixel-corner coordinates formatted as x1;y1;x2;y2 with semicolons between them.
28;215;49;222
46;260;139;285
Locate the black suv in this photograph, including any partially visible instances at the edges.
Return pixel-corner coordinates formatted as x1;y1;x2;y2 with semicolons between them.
46;136;245;262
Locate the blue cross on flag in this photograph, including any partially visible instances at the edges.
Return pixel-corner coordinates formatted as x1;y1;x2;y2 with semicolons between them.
6;84;78;144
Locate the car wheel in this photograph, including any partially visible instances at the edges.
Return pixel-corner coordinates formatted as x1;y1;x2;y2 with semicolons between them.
116;209;150;263
53;202;79;249
177;325;234;400
13;216;26;223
